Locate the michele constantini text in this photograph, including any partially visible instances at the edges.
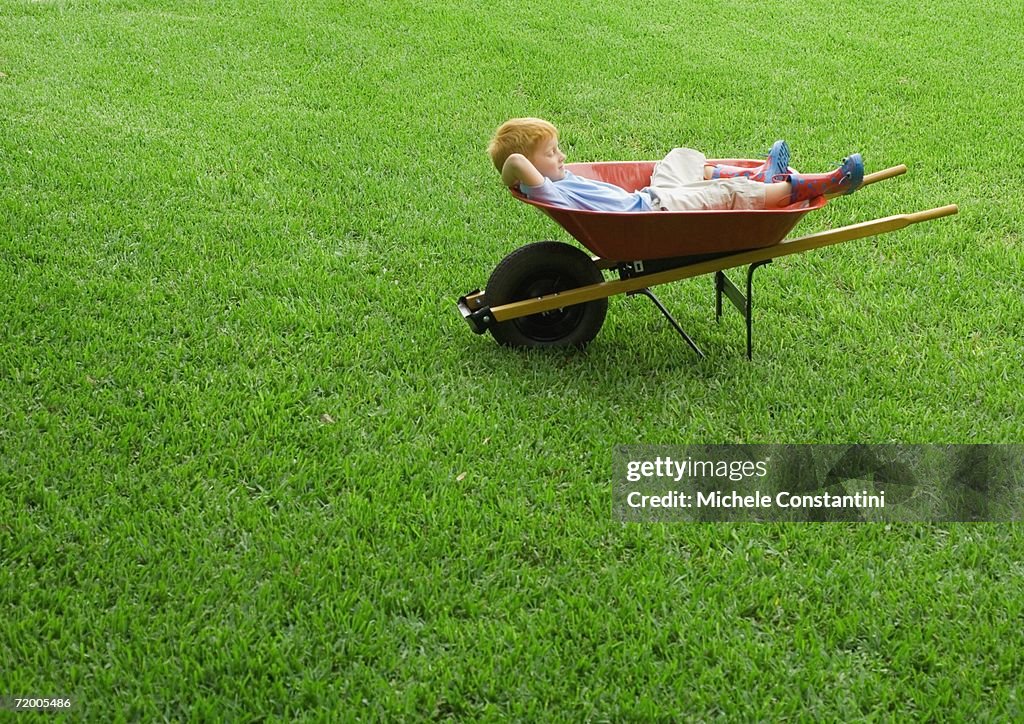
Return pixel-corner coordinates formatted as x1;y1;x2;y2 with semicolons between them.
626;490;886;510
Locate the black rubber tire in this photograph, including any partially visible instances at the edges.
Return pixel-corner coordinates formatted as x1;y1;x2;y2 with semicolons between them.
485;242;608;348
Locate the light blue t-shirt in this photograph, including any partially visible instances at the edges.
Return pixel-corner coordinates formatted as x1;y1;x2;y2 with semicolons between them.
520;171;654;212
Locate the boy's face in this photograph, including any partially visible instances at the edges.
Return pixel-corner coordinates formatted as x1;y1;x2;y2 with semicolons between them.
528;137;567;181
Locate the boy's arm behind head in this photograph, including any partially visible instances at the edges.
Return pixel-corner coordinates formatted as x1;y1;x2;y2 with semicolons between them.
500;153;544;189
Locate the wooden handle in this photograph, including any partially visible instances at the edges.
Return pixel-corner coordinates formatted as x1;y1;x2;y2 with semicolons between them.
908;204;959;222
863;164;908;187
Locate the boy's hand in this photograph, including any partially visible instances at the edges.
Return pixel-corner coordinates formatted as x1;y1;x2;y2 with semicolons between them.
501;153;544;189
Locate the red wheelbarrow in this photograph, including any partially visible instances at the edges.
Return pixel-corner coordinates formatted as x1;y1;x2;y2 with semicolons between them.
457;160;958;358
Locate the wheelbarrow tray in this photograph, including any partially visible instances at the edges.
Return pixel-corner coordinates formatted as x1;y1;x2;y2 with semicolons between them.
514;160;826;261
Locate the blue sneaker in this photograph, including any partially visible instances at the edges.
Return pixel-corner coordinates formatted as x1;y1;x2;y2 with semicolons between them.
762;140;791;183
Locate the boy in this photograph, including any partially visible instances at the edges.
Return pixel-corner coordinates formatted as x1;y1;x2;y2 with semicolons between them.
487;117;864;212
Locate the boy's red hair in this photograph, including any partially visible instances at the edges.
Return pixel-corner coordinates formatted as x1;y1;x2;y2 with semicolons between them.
487;118;559;171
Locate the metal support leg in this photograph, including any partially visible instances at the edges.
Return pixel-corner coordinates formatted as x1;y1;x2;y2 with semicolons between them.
715;271;725;321
715;260;772;359
630;288;705;358
745;260;771;359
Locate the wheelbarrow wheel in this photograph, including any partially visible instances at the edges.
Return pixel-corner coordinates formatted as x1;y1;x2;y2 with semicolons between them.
486;241;608;348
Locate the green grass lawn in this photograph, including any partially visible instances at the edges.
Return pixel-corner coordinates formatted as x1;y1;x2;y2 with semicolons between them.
2;0;1022;719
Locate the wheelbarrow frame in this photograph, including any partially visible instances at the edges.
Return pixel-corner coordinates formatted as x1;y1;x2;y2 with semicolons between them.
458;163;958;358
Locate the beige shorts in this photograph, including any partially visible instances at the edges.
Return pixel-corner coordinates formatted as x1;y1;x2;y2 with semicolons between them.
648;148;767;211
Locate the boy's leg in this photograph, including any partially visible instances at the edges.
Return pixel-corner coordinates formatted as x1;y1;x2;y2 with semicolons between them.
650;148;766;209
763;155;865;207
653;177;767;211
764;183;795;208
711;140;790;183
776;155;864;203
651;148;708;188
